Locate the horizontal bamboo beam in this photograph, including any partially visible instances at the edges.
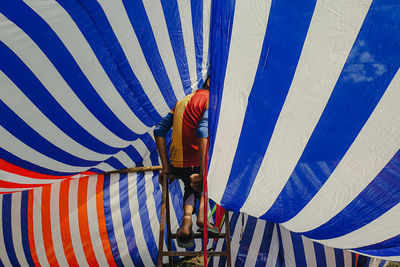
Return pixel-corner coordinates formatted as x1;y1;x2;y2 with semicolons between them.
104;166;162;174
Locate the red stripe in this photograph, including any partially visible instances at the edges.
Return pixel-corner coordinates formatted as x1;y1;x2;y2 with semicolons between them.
203;140;209;266
28;190;41;267
59;180;80;266
0;159;71;179
41;185;59;266
96;175;117;267
0;180;50;189
77;177;99;266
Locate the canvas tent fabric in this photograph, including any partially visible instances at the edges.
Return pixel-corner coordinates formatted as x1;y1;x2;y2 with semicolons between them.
0;0;399;265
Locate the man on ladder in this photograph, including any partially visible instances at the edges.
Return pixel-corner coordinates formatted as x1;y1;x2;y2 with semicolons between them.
154;76;218;248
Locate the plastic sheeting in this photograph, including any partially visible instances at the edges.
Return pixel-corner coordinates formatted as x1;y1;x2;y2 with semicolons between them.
0;0;399;265
208;0;400;261
0;172;388;266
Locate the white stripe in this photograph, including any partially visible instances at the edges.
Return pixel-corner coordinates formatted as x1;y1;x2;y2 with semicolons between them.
0;14;134;149
208;0;272;203
302;235;317;267
144;172;164;259
49;182;69;266
0;188;37;193
132;138;153;167
91;162;115;173
167;180;186;255
0;126;88;173
109;173;134;266
317;203;400;248
12;193;29;266
68;179;89;267
176;0;198;91
213;222;226;266
240;0;373;216
0;196;12;267
86;175;109;266
97;0;170;116
201;0;211;79
343;250;353;267
142;0;186;100
112;150;136;169
127;172;153;265
23;0;148;135
244;219;266;267
265;224;280;267
279;225;296;267
325;245;336;267
284;69;400;232
0;170;65;185
32;188;50;267
0;71;112;162
230;213;246;264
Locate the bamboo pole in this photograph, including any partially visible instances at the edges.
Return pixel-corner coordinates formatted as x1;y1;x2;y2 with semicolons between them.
103;166;162;174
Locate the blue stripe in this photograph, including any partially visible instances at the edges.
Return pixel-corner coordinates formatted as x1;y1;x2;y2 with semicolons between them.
226;212;242;267
303;151;400;239
190;0;204;88
235;216;257;265
136;172;158;264
378;260;387;267
72;0;162;123
160;0;192;95
357;255;369;266
2;194;21;266
314;242;327;267
0;101;101;167
103;174;124;266
0;42;120;155
255;222;275;267
355;234;400;251
20;191;35;266
56;0;154;127
291;232;307;267
0;147;77;176
263;0;400;222
118;173;144;266
208;0;236;160
104;157;126;170
334;248;345;267
0;1;140;141
122;146;144;167
220;0;317;211
276;226;286;266
123;0;177;109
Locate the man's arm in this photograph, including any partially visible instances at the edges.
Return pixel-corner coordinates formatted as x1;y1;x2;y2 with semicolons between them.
190;109;209;192
154;112;173;183
155;136;170;181
190;137;207;192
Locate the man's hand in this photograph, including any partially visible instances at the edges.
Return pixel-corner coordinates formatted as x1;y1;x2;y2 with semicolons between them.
159;166;170;184
190;173;203;192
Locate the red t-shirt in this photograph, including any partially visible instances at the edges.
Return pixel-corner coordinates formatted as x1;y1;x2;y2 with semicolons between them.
170;89;209;167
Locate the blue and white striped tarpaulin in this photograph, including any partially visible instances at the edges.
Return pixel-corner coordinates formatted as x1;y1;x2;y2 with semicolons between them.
208;0;400;261
0;0;399;265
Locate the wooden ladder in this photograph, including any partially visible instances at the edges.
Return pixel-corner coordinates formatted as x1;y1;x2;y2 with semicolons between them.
157;174;232;267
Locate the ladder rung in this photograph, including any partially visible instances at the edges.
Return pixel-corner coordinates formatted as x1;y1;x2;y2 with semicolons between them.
168;233;227;239
160;251;228;257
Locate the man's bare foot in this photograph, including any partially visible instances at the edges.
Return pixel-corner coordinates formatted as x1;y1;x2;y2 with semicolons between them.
178;215;193;237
